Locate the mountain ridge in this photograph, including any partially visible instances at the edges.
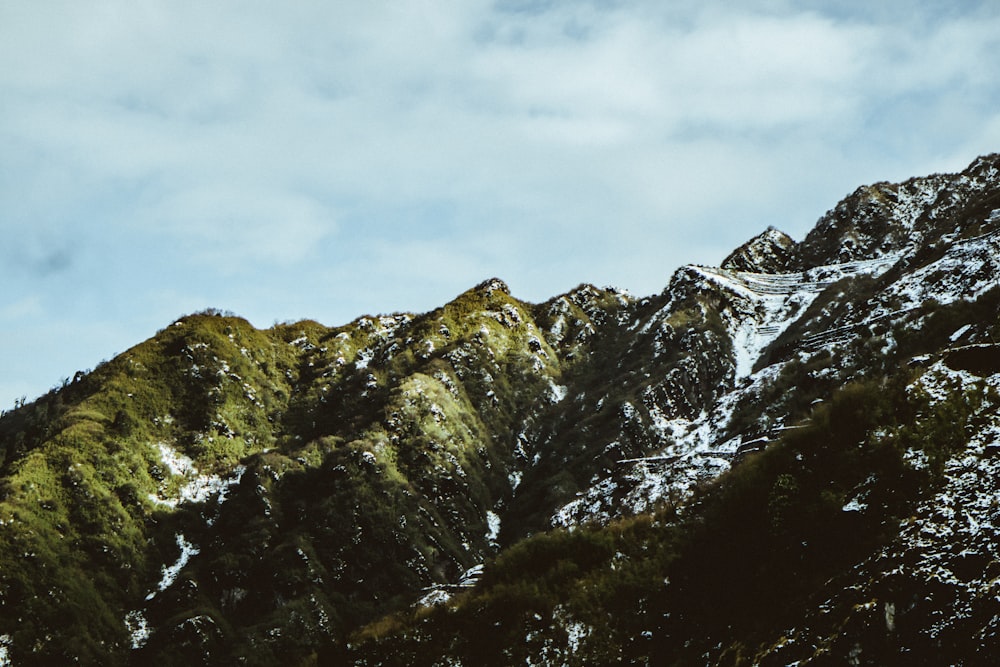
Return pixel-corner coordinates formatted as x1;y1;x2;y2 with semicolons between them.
1;153;1000;665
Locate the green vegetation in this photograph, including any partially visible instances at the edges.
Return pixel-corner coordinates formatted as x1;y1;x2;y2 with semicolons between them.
340;368;991;664
0;284;631;664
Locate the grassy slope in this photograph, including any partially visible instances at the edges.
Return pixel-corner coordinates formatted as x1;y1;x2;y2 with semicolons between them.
0;281;633;664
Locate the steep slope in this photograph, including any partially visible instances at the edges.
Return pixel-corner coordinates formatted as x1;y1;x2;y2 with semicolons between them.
337;153;1000;665
548;153;1000;533
0;279;630;665
0;154;998;665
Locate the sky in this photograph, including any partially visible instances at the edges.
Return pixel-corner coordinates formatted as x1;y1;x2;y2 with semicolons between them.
2;0;1000;410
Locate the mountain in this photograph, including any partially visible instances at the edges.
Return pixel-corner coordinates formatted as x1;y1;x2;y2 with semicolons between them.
1;154;1000;665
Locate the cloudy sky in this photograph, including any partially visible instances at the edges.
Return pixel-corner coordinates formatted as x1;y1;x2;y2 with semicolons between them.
2;0;999;409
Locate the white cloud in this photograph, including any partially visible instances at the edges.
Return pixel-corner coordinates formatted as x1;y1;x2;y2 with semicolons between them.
0;296;44;321
148;185;336;266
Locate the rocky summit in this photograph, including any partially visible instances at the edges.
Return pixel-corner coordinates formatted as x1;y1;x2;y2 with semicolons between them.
2;155;1000;666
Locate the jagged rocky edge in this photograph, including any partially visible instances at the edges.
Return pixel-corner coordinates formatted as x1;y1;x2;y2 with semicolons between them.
336;153;1000;663
126;277;640;657
550;153;1000;530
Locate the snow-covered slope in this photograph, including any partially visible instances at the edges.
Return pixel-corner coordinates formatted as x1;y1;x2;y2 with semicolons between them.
334;153;1000;665
545;155;1000;534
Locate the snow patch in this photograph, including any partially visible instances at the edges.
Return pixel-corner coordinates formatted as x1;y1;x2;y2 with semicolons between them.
949;324;973;342
148;443;246;510
842;497;867;513
146;534;199;600
691;254;900;380
155;442;196;477
417;564;486;608
565;620;590;654
124;610;150;650
459;564;484;587
551;361;789;527
875;230;1000;314
486;510;501;544
417;588;452;607
355;348;373;370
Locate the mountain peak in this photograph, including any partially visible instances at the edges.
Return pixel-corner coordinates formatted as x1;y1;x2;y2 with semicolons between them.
472;277;510;297
721;226;795;273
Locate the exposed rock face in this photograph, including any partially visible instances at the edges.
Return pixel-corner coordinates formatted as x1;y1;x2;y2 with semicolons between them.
721;226;796;273
1;154;999;665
